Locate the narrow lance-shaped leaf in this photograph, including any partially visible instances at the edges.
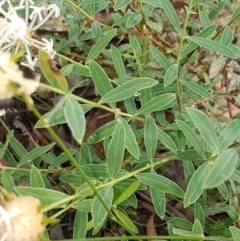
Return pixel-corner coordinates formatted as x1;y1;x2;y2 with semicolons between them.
157;129;178;154
160;0;181;34
2;170;15;192
14;187;69;205
176;120;205;158
221;26;233;46
113;208;138;234
180;80;213;101
38;49;68;91
137;93;176;115
164;64;178;87
114;180;141;205
30;165;45;188
87;29;117;62
122;120;140;159
114;0;132;10
64;98;86;145
107;122;126;177
136;172;184;198
73;210;88;239
204;149;238;189
218;119;240;151
150;46;170;71
186;36;236;58
150;187;166;219
19;143;55;166
230;226;240;241
100;77;157;103
144;115;157;161
111;46;126;77
184;162;211;207
89;61;113;97
87;121;116;144
187;108;219;153
181;25;216;59
91;186;113;229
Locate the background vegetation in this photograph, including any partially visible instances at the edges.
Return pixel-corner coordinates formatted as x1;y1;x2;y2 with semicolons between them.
1;0;240;240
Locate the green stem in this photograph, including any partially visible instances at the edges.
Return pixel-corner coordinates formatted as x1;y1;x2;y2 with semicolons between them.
26;100;112;216
39;82;145;122
175;0;193;113
56;235;225;241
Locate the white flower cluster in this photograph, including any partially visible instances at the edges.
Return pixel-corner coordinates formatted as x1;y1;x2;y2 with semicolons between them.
0;195;44;241
0;0;60;70
0;51;39;104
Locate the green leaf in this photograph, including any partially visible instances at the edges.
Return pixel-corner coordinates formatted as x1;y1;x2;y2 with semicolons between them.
157;129;178;154
61;64;74;76
230;226;240;241
114;0;132;10
2;170;15;192
78;144;92;165
38;49;68;91
129;35;142;56
87;121;116;144
111;46;126;77
9;138;27;159
35;96;67;128
164;64;178;87
14;187;69;205
220;26;233;46
199;11;211;28
19;143;55;166
194;201;205;226
180;80;213;101
73;200;92;212
181;25;216;58
136;172;184;198
192;219;203;235
150;187;166;219
113;208;138;234
91;22;102;39
87;29;117;62
218;119;240;151
35;108;66;128
173;227;202;237
187;108;219;153
176;120;205;158
150;46;170;71
100;77;157;103
144;116;157;161
160;0;181;34
107;122;126;177
64;98;86;145
89;61;113;97
204;149;238;189
30;165;45;188
73;210;88;239
192;0;202;7
0;131;14;158
136;93;176;115
186;36;236;58
184;162;211;207
167;217;193;229
114;180;141;205
91;186;113;229
122;120;140;159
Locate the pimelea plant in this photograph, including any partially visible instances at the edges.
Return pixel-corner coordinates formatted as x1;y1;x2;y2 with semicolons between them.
0;0;240;241
0;0;59;69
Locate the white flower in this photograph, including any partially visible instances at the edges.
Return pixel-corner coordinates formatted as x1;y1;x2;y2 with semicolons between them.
0;0;60;69
0;51;39;101
0;196;44;241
